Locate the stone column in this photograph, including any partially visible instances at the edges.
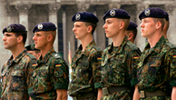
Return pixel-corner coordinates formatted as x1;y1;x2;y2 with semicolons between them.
62;5;77;63
136;4;148;51
48;4;61;52
15;4;32;45
76;3;90;47
107;4;121;45
165;4;175;45
95;5;108;49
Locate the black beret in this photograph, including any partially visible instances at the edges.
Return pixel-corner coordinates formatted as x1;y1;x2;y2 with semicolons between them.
164;11;169;21
127;21;138;30
3;24;27;34
25;44;40;51
72;12;99;24
139;7;165;20
33;22;57;33
103;9;130;21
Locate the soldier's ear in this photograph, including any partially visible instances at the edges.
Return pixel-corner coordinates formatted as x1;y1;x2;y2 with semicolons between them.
47;34;52;42
128;32;134;41
119;21;125;29
87;25;92;33
17;35;23;43
156;21;162;29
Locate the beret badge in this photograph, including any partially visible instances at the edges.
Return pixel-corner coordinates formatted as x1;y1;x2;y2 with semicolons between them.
75;14;81;20
145;9;150;16
38;24;43;30
6;26;12;32
110;10;116;16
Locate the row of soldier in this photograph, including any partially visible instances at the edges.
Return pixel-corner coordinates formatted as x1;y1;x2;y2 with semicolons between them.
0;7;175;100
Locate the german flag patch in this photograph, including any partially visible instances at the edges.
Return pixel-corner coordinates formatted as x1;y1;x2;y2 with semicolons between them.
97;57;101;60
133;56;139;59
56;64;61;67
32;63;37;66
173;55;176;58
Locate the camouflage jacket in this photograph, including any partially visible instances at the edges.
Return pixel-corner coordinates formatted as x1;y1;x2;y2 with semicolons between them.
68;40;102;96
100;37;141;100
1;50;37;100
28;48;69;99
137;36;176;99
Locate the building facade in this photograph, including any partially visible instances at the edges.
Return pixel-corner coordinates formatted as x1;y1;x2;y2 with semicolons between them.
0;0;176;68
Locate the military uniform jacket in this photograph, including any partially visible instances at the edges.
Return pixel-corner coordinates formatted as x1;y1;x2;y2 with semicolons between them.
1;50;37;100
68;40;102;96
137;36;176;99
28;48;69;99
100;37;141;99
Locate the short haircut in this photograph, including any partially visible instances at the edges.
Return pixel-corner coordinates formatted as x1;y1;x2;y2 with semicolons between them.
153;18;165;30
118;18;130;30
14;32;27;44
85;22;97;35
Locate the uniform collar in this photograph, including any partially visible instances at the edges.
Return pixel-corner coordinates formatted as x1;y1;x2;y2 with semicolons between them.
107;36;128;54
8;49;27;64
144;36;166;53
76;40;96;56
39;47;55;63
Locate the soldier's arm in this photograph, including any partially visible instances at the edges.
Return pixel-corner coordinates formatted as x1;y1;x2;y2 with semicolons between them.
97;88;103;100
167;48;176;99
51;58;69;99
133;85;140;100
128;50;140;86
56;89;67;100
90;50;103;99
172;87;176;100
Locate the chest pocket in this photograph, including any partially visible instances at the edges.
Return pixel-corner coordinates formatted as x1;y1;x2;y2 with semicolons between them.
76;57;89;78
34;64;51;91
11;70;25;91
73;56;90;85
147;57;162;82
1;72;6;92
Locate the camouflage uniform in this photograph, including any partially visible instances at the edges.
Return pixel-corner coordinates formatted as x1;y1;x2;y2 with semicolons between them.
68;40;102;100
1;50;37;100
137;36;176;100
100;37;141;100
28;48;69;100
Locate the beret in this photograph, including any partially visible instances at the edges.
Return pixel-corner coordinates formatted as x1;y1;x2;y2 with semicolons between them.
33;22;56;33
127;21;138;30
72;12;99;24
164;11;169;21
139;7;165;20
25;44;40;51
3;24;27;34
103;9;130;21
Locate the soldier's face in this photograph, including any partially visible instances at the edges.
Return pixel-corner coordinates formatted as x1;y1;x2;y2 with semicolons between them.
140;17;156;38
103;18;120;38
72;21;88;40
33;31;48;50
2;32;18;50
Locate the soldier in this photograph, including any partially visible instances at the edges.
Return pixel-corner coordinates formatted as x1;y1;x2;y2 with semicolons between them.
1;24;37;99
29;22;69;100
25;44;41;60
125;21;138;43
98;9;141;100
162;11;169;39
133;7;176;100
68;12;102;100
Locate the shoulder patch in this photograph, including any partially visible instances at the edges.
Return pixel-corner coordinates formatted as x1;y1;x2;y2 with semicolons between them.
165;42;176;49
52;53;62;59
127;42;138;50
26;53;36;59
